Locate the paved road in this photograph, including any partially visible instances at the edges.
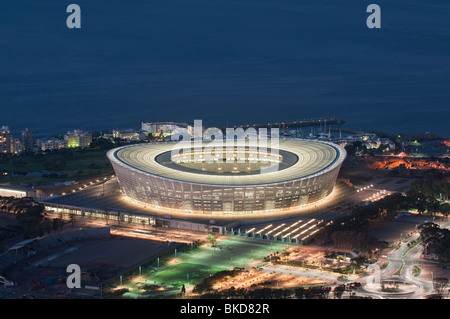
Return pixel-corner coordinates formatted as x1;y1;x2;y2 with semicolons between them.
366;219;448;299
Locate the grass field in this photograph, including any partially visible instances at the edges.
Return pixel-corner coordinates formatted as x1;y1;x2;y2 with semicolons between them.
117;237;288;298
0;149;113;184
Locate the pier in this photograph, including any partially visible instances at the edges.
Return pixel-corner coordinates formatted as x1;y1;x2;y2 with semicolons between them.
221;118;345;130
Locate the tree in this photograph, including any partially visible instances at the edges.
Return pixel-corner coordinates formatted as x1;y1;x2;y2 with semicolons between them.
16;204;44;226
352;256;368;265
43;218;52;234
294;287;305;299
104;209;110;225
433;277;449;299
117;211;121;225
440;203;450;218
347;282;361;297
344;144;356;156
69;213;76;227
419;223;450;263
207;233;216;246
415;193;428;215
52;218;63;231
426;198;441;216
409;180;435;198
89;137;114;150
333;285;346;299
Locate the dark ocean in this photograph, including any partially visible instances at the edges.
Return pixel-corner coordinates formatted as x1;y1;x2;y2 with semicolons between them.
0;0;449;138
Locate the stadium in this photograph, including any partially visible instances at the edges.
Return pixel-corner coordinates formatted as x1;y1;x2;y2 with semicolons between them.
107;139;346;215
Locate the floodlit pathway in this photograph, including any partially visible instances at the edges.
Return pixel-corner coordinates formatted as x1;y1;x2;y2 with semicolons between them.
260;264;343;284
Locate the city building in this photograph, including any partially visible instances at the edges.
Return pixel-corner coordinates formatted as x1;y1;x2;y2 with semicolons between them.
64;130;92;148
141;121;194;137
10;138;23;154
107;139;346;215
112;129;148;141
36;138;67;151
0;185;35;198
21;128;35;153
362;138;395;150
0;126;12;154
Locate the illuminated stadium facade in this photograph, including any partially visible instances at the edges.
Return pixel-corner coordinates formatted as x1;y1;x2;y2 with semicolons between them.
107;139;346;215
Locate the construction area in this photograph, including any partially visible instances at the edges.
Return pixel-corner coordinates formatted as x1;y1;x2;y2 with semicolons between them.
0;227;179;298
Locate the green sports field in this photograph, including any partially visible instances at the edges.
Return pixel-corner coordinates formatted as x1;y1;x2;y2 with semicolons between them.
116;237;288;298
